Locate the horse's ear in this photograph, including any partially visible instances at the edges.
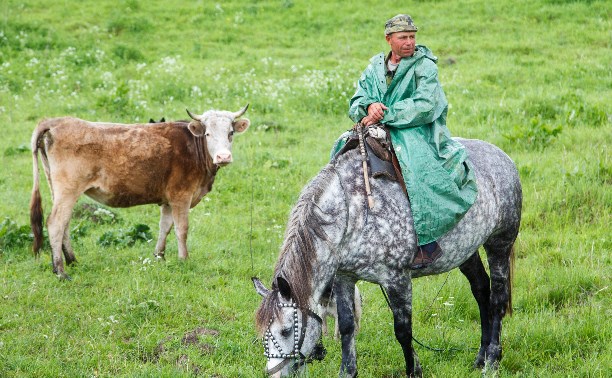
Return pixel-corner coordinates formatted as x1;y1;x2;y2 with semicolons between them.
276;276;292;301
252;277;270;297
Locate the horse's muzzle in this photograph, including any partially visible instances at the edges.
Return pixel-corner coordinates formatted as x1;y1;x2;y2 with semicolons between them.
308;340;327;362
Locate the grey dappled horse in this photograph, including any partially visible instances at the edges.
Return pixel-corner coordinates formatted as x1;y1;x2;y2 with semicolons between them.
254;138;522;377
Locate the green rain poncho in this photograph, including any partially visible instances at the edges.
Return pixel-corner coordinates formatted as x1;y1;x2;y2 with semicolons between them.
336;45;478;245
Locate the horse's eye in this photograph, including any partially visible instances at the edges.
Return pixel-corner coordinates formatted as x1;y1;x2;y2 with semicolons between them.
280;327;292;338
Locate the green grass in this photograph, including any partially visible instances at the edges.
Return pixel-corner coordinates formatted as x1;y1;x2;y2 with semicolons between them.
1;0;610;376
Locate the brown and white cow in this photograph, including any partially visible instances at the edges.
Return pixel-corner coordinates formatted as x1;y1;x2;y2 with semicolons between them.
30;105;250;279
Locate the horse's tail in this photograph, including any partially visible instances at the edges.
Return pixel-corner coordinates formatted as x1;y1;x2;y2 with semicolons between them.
30;120;51;255
506;245;515;317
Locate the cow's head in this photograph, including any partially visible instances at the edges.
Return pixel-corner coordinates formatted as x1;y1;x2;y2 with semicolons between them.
186;104;250;166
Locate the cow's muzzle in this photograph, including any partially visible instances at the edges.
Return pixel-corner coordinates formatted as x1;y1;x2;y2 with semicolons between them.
214;152;233;166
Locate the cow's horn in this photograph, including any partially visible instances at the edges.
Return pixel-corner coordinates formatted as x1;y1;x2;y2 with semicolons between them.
233;104;249;119
186;109;201;121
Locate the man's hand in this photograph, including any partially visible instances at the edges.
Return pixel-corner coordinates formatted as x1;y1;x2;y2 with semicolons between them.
362;102;388;126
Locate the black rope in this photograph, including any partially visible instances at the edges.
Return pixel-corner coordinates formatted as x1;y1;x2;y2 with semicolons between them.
378;271;476;353
249;164;255;274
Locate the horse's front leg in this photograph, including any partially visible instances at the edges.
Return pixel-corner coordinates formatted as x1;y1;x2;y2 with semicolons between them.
385;278;422;377
334;277;358;378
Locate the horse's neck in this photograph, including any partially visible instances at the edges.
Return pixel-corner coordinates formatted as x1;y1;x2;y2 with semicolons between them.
291;164;349;309
309;263;339;308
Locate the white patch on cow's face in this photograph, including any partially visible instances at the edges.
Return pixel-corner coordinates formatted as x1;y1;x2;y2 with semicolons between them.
202;112;236;166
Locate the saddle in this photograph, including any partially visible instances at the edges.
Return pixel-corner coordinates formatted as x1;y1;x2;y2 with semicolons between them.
336;125;407;195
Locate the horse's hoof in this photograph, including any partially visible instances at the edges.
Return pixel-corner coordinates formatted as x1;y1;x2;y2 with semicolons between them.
485;345;502;367
481;360;500;375
57;273;72;281
473;355;486;369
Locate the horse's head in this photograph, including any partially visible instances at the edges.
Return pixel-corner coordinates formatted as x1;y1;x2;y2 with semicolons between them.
253;276;326;377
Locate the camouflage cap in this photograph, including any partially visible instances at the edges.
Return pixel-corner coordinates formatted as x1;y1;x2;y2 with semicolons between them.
384;14;418;35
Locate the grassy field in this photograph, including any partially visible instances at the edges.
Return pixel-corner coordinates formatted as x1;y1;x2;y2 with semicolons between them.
1;0;610;377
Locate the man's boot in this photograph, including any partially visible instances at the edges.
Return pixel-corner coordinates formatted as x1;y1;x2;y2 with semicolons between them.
411;241;442;269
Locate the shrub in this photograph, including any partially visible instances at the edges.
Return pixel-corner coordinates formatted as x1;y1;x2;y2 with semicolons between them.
0;218;32;253
503;116;563;149
112;44;144;61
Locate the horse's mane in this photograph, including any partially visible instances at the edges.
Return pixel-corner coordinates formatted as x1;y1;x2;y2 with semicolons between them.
255;168;337;333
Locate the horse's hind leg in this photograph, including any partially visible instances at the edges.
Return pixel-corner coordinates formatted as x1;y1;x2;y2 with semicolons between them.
483;238;515;368
459;251;491;369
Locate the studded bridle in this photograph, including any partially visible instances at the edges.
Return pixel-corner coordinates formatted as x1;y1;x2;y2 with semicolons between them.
263;302;326;375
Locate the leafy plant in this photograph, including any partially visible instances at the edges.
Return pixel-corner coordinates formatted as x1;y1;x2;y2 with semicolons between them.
73;202;119;224
0;218;32;252
98;224;153;248
503;116;563;149
4;143;29;156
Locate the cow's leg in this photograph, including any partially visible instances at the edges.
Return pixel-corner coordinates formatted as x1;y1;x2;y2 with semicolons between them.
154;204;173;260
170;202;190;260
62;228;77;265
483;239;515;369
385;277;421;378
335;277;357;378
47;192;79;279
459;251;491;369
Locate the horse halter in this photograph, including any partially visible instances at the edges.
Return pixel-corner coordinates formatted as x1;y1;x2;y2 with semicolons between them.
263;302;325;375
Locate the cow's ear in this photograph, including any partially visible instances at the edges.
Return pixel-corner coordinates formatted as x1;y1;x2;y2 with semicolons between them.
252;277;270;297
233;118;250;133
276;276;292;301
188;121;205;136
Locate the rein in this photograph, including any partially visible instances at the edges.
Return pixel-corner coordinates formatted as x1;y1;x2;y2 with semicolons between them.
379;274;476;353
263;302;324;375
356;123;375;209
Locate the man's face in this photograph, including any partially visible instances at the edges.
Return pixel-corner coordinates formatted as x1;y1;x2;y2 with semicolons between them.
386;31;416;59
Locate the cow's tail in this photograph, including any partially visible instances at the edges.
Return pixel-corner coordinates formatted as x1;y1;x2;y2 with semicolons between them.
30;120;52;255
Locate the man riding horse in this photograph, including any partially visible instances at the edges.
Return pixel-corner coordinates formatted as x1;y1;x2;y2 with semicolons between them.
332;14;478;268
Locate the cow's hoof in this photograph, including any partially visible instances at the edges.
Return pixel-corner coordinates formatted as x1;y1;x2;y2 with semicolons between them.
65;258;78;266
154;253;165;261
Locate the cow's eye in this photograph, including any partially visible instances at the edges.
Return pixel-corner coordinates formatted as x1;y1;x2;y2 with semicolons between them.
280;327;292;338
228;131;234;141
